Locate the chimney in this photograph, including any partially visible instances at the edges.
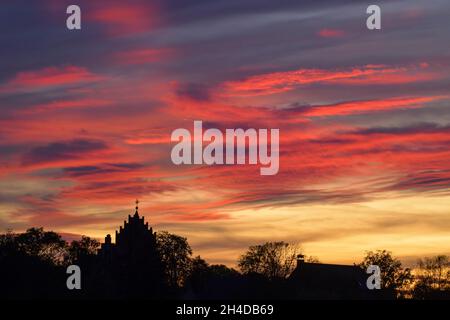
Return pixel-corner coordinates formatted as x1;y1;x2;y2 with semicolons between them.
297;254;305;267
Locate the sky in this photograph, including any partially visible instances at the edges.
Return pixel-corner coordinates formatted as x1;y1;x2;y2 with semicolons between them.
1;0;450;267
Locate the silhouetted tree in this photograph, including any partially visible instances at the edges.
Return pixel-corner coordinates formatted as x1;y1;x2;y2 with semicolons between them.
5;228;68;265
189;256;211;293
0;230;17;257
238;242;301;279
305;256;320;263
413;255;450;299
189;256;240;287
209;264;240;277
0;229;67;299
191;256;209;273
156;231;192;288
359;250;412;297
68;236;100;263
188;256;242;298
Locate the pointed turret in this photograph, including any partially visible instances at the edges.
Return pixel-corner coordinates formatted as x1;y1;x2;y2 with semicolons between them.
134;198;140;218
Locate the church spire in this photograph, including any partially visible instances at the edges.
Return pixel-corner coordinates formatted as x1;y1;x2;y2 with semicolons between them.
134;199;139;217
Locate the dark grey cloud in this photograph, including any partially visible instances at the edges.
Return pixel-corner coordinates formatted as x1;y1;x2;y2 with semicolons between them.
22;139;108;165
388;170;450;192
63;162;144;177
175;82;211;101
2;0;450;93
349;122;450;135
151;0;450;85
62;178;178;199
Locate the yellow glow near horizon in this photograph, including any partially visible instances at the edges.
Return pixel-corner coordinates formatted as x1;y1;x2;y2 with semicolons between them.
4;191;450;268
161;192;450;267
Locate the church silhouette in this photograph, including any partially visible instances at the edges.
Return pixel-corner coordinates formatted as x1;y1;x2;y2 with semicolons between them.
99;200;159;266
81;201;167;299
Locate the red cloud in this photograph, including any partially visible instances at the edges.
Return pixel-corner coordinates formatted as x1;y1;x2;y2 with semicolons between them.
302;96;445;117
164;212;230;222
125;132;169;145
317;28;345;38
20;98;113;114
222;64;440;97
87;2;159;36
1;66;103;92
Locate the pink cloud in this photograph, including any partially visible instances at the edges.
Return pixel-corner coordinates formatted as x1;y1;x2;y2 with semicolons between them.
87;2;159;36
317;28;345;38
1;66;103;93
20;98;113;114
302;96;445;117
222;64;441;97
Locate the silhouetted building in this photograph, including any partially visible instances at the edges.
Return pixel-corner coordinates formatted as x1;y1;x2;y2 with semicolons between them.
99;201;158;265
290;255;377;299
94;201;166;298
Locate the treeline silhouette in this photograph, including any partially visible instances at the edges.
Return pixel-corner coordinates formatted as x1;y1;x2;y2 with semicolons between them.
0;227;449;300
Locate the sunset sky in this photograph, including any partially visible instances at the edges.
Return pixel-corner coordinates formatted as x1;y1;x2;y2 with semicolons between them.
1;0;450;267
